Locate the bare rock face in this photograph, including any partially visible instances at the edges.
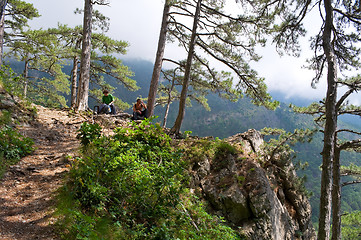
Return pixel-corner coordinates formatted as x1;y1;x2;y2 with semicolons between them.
190;129;316;240
0;91;16;109
0;87;36;125
227;129;264;153
199;155;252;225
245;163;297;239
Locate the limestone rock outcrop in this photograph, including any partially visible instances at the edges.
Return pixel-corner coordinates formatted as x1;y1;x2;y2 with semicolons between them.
0;84;36;125
190;129;316;240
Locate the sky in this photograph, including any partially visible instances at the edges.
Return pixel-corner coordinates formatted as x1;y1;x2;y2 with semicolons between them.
25;0;360;105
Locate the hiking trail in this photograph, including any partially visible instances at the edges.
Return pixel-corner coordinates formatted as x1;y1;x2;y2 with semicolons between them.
0;106;85;240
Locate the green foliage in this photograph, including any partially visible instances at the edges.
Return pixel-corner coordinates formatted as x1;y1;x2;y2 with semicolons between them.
261;127;315;196
5;0;40;35
179;138;218;165
261;127;315;163
0;110;12;126
0;125;34;160
215;141;237;157
76;122;102;147
341;164;361;177
5;28;70;107
341;211;361;240
0;65;23;96
57;120;240;239
0;125;34;178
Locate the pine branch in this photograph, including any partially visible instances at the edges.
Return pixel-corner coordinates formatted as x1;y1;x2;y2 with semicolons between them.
333;8;361;25
335;88;354;110
336;129;361;136
196;37;261;101
339;139;361;150
342;180;361;187
163;58;182;66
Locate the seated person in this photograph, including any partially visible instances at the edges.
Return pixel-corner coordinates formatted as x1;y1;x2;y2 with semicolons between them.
99;89;116;114
133;99;148;120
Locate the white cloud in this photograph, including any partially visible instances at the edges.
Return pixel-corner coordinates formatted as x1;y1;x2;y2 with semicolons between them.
26;0;83;28
26;0;164;61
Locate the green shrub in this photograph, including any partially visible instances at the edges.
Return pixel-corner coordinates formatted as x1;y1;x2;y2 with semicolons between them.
0;110;11;126
76;122;102;147
0;125;34;178
57;119;241;239
215;141;237;159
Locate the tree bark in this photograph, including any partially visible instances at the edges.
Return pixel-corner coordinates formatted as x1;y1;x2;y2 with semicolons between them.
318;0;338;238
331;146;342;240
70;55;79;108
0;0;7;66
70;39;81;108
23;59;28;98
163;100;171;128
0;0;6;17
147;0;171;117
162;78;175;128
76;0;92;111
171;0;202;134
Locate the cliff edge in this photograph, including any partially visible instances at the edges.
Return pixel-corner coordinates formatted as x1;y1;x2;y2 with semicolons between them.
189;129;316;240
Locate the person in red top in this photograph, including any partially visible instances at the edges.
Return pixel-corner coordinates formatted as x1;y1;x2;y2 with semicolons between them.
132;99;148;120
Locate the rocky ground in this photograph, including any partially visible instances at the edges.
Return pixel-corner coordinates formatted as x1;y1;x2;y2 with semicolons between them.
0;106;85;240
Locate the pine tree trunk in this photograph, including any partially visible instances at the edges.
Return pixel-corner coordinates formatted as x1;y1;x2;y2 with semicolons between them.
147;0;171;117
331;147;342;240
318;0;338;238
162;79;175;128
0;0;6;16
171;0;202;134
0;0;7;66
76;0;92;111
70;55;79;108
162;101;171;128
23;60;28;98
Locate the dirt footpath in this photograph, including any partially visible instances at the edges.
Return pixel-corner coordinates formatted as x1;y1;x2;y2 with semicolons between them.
0;106;84;240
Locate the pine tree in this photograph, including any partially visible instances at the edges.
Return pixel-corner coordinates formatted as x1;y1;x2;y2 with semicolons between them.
0;0;39;65
158;58;237;127
0;0;6;66
255;0;361;236
76;0;93;111
50;23;137;110
147;0;171;117
292;77;361;239
171;0;202;134
5;29;69;107
150;0;277;135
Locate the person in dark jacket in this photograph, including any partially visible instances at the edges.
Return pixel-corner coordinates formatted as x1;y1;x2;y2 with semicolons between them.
132;99;148;120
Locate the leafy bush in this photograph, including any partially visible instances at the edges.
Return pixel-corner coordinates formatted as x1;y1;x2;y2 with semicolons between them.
57;119;241;239
0;110;11;126
76;122;102;147
0;125;34;177
214;141;237;158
